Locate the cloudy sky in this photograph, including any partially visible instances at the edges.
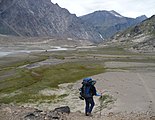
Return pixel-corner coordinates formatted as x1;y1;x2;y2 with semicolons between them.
51;0;155;18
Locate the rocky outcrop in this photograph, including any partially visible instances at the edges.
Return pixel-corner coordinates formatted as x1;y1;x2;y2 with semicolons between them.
110;15;155;53
80;10;147;39
0;105;154;120
131;37;155;53
0;0;102;43
0;105;70;120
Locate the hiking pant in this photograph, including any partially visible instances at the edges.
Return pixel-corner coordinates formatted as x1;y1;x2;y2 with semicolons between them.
85;97;95;114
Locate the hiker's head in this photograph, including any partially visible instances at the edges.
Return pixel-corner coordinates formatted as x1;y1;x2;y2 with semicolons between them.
91;80;96;85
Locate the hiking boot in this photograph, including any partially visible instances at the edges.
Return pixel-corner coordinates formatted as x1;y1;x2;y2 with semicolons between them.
85;113;89;116
85;113;92;117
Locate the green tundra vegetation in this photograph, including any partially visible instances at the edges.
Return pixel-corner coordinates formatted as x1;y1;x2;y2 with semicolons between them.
0;60;105;103
0;46;154;104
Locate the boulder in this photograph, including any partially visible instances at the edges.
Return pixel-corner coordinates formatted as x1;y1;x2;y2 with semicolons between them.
54;106;70;114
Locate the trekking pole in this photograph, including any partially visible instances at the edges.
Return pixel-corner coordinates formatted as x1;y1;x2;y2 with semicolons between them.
99;90;107;117
99;93;103;117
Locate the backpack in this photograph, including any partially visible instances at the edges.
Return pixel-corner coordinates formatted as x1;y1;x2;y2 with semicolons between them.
80;78;93;98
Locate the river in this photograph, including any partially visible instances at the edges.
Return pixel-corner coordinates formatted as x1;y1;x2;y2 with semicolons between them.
0;47;68;57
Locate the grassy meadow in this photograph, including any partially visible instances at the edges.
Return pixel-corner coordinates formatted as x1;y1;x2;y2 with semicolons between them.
0;46;155;104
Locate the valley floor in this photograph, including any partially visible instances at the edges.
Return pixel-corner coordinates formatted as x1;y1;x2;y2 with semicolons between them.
0;40;155;119
41;62;155;119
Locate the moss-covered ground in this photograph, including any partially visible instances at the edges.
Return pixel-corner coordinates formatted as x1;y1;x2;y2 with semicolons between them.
0;46;154;104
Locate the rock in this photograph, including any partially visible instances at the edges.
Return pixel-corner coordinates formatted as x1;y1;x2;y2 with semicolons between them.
54;106;70;114
24;112;37;120
150;116;155;120
107;112;114;117
40;111;47;115
48;111;60;119
34;109;43;113
2;107;12;114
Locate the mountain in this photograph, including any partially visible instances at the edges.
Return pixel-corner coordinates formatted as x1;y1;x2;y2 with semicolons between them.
80;10;147;39
0;0;102;43
111;15;155;53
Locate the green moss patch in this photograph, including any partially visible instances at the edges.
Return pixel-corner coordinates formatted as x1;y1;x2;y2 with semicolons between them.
0;61;105;104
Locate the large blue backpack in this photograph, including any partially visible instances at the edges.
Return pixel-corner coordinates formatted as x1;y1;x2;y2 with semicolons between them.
80;78;93;98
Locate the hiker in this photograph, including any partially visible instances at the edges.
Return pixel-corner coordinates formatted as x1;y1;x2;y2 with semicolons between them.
79;77;101;116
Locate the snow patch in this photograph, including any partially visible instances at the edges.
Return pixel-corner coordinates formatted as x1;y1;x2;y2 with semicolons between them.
110;11;123;18
99;34;104;40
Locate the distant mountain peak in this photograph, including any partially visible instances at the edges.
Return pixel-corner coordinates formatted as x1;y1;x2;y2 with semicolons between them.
89;10;124;18
80;10;147;39
136;15;147;20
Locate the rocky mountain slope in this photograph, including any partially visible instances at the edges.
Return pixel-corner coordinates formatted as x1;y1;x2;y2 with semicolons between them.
80;10;147;39
0;0;102;43
111;15;155;53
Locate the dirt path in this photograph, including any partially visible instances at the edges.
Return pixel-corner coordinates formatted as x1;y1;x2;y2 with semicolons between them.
137;73;155;113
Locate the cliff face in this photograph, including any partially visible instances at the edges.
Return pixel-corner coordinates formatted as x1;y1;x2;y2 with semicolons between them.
0;0;102;43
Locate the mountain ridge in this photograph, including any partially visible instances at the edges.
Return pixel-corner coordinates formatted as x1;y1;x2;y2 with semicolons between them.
110;15;155;53
0;0;103;43
0;0;148;44
80;10;147;39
